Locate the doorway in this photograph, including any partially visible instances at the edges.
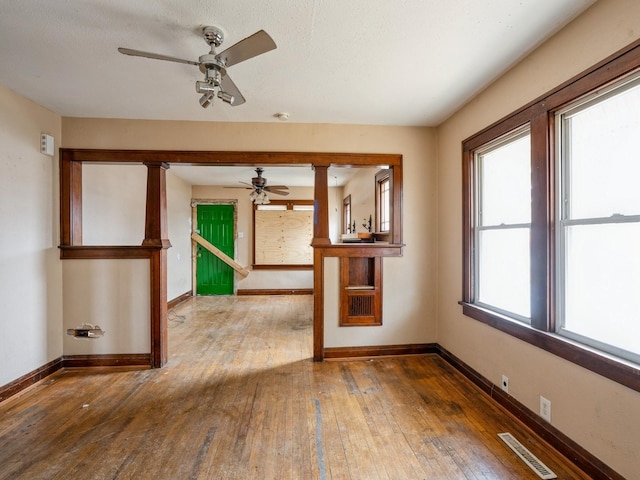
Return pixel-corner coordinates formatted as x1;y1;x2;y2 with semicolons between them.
196;204;235;295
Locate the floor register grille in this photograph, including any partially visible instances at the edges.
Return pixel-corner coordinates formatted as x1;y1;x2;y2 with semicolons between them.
498;432;557;479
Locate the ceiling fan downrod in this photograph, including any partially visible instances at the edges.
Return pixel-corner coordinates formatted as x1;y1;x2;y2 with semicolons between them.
195;27;236;108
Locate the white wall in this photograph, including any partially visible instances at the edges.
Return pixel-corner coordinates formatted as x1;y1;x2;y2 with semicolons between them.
436;1;640;477
0;85;63;386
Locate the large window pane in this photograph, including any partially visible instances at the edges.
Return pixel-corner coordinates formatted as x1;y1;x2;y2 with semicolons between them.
562;223;640;357
563;81;640;219
478;228;531;318
479;133;531;226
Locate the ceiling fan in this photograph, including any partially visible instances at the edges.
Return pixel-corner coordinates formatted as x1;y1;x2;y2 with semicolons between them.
236;168;290;204
118;26;276;108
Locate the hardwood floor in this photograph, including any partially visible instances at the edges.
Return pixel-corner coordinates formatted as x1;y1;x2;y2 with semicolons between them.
0;295;590;479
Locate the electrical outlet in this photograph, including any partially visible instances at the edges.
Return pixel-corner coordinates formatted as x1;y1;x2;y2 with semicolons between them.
501;375;509;393
540;396;551;422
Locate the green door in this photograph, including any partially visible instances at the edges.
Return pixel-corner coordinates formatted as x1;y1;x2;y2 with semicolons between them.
196;204;235;295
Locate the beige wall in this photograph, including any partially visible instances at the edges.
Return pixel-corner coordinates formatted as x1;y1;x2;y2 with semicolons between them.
62;259;150;354
436;1;640;477
166;171;193;301
82;164;147;245
0;85;63;384
2;1;638;476
62;120;439;348
342;167;379;234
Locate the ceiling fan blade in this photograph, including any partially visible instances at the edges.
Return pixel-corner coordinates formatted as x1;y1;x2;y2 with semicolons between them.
264;185;289;190
117;47;199;66
238;181;254;187
264;188;290;196
216;30;276;68
220;74;246;106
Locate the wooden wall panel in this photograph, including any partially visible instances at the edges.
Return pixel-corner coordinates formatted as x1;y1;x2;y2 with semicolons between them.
255;210;313;265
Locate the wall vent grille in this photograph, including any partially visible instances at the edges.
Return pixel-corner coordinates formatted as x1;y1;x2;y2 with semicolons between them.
498;432;557;479
348;295;373;316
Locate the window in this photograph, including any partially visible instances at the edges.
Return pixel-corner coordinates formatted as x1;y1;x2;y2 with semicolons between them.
343;194;352;233
556;75;640;363
462;41;640;392
253;200;314;268
474;128;531;321
375;170;391;233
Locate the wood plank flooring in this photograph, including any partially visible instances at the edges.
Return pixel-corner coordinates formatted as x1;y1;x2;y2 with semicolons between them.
0;295;590;479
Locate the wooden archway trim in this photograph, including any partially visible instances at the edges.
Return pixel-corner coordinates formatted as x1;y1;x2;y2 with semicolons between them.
59;149;402;367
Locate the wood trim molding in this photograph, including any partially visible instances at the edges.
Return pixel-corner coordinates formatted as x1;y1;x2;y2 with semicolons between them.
168;291;192;310
251;264;313;270
59;148;404;368
62;354;152;369
237;289;313;296
0;357;63;403
437;345;625;480
316;244;404;257
59;245;161;259
460;302;640;393
61;149;403;167
142;162;171;248
0;354;152;403
313;248;325;361
311;165;331;246
149;249;168;368
324;343;437;359
59;152;82;246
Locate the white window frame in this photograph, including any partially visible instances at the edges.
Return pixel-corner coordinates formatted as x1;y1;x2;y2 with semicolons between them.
555;73;640;364
473;126;532;323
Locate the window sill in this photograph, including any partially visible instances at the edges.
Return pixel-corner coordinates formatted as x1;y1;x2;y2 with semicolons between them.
252;264;313;270
459;301;640;393
315;243;404;257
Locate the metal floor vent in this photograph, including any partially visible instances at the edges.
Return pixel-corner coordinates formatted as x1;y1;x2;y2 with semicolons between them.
498;432;557;479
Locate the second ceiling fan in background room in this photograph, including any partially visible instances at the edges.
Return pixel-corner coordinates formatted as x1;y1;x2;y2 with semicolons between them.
234;168;290;205
118;25;276;108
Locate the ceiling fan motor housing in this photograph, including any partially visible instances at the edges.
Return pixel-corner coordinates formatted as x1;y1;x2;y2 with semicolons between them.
252;168;267;188
202;26;224;48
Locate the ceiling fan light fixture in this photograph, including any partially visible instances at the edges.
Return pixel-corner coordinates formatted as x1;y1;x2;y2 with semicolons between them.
195;81;215;94
249;189;270;205
256;191;270;205
199;93;214;108
217;91;235;104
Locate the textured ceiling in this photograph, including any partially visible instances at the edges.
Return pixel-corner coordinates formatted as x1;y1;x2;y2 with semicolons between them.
0;0;596;128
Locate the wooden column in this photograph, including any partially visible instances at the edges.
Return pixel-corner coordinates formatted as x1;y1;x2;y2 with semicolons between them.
149;248;168;367
311;165;331;246
59;152;83;246
313;248;324;361
143;162;171;368
312;164;330;361
142;162;172;248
